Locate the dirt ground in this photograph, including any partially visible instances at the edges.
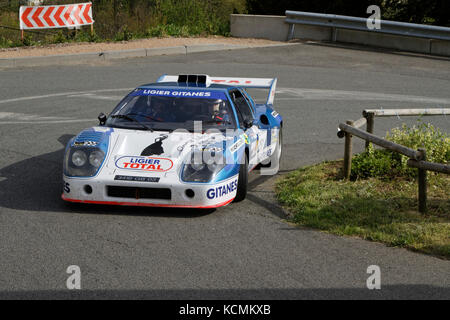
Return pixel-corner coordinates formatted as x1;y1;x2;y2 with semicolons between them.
0;36;281;58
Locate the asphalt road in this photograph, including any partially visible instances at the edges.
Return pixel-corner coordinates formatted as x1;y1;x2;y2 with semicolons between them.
0;43;449;299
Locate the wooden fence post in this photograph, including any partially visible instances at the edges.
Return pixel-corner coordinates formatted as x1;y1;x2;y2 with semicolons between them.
365;113;374;150
417;148;427;213
343;120;353;179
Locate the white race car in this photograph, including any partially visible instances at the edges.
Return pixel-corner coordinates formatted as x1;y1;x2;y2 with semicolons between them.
62;74;282;208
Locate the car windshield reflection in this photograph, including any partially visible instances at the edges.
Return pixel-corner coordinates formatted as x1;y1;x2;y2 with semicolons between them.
106;95;236;131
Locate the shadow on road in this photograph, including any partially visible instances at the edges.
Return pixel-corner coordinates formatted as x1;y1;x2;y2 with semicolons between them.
0;285;448;299
0;135;213;218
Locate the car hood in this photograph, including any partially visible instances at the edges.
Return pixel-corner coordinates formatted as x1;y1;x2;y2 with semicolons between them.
87;127;234;173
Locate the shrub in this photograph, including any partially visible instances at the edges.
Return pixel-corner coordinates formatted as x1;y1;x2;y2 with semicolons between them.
51;31;68;44
114;26;134;41
351;121;450;179
0;36;14;48
388;121;450;164
146;25;167;38
351;145;401;179
22;34;34;46
74;30;100;43
165;24;191;37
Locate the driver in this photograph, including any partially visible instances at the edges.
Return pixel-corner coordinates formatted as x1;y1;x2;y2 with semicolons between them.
210;99;229;123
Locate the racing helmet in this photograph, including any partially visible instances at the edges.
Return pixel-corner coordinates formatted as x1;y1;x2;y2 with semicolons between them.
210;99;226;116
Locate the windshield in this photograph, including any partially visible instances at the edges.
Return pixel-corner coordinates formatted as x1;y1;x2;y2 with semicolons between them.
106;89;236;131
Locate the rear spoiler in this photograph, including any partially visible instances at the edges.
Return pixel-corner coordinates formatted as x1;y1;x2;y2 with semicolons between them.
156;74;277;105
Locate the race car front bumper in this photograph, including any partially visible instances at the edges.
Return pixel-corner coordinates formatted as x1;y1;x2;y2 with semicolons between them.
62;174;238;209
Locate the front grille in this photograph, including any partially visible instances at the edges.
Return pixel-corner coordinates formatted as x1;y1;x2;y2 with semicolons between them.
107;186;171;200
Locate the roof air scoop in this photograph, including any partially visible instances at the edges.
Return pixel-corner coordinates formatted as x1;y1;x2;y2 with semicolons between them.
177;74;210;86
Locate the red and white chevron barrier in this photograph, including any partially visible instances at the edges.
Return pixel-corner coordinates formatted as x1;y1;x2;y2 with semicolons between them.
19;2;94;30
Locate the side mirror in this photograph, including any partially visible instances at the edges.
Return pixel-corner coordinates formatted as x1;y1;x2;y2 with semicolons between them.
243;119;253;129
98;113;107;125
260;114;269;125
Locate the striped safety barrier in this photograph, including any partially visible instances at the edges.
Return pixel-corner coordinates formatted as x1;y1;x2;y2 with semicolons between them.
20;2;93;30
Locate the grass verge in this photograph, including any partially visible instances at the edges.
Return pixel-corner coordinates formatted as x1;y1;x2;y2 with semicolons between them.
276;160;450;259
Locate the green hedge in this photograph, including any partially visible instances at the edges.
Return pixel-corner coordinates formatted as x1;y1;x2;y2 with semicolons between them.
351;121;450;179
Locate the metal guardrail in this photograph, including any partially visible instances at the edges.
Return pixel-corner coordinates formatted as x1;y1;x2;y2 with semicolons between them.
285;10;450;42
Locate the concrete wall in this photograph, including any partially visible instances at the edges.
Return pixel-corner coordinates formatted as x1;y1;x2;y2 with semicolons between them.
230;14;289;41
230;14;331;41
430;40;450;56
335;29;431;54
230;14;450;57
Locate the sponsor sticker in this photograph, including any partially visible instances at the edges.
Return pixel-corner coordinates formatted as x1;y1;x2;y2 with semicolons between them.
271;110;279;118
206;179;238;199
229;138;244;153
131;89;227;100
63;181;70;193
243;133;249;145
115;156;173;172
211;79;252;84
74;141;98;147
271;128;278;142
114;175;160;183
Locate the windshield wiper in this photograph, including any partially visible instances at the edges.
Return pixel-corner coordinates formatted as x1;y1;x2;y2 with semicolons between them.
126;112;163;122
151;128;174;133
110;114;153;131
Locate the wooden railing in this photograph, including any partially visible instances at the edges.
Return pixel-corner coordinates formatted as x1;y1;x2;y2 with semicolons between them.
337;108;450;213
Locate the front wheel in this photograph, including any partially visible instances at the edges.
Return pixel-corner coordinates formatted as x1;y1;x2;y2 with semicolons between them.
234;152;248;202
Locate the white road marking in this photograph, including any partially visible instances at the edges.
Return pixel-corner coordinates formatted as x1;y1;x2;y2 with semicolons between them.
0;112;67;121
0;112;93;124
66;93;124;101
0;119;95;124
1;87;450;106
0;88;132;124
275;88;450;104
0;88;133;105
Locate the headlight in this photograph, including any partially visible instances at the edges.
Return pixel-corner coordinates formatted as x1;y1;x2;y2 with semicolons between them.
190;150;205;171
89;150;105;168
191;162;205;171
72;150;87;167
182;151;225;183
64;147;106;177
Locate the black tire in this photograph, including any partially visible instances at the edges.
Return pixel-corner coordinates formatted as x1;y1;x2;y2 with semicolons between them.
234;152;248;202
